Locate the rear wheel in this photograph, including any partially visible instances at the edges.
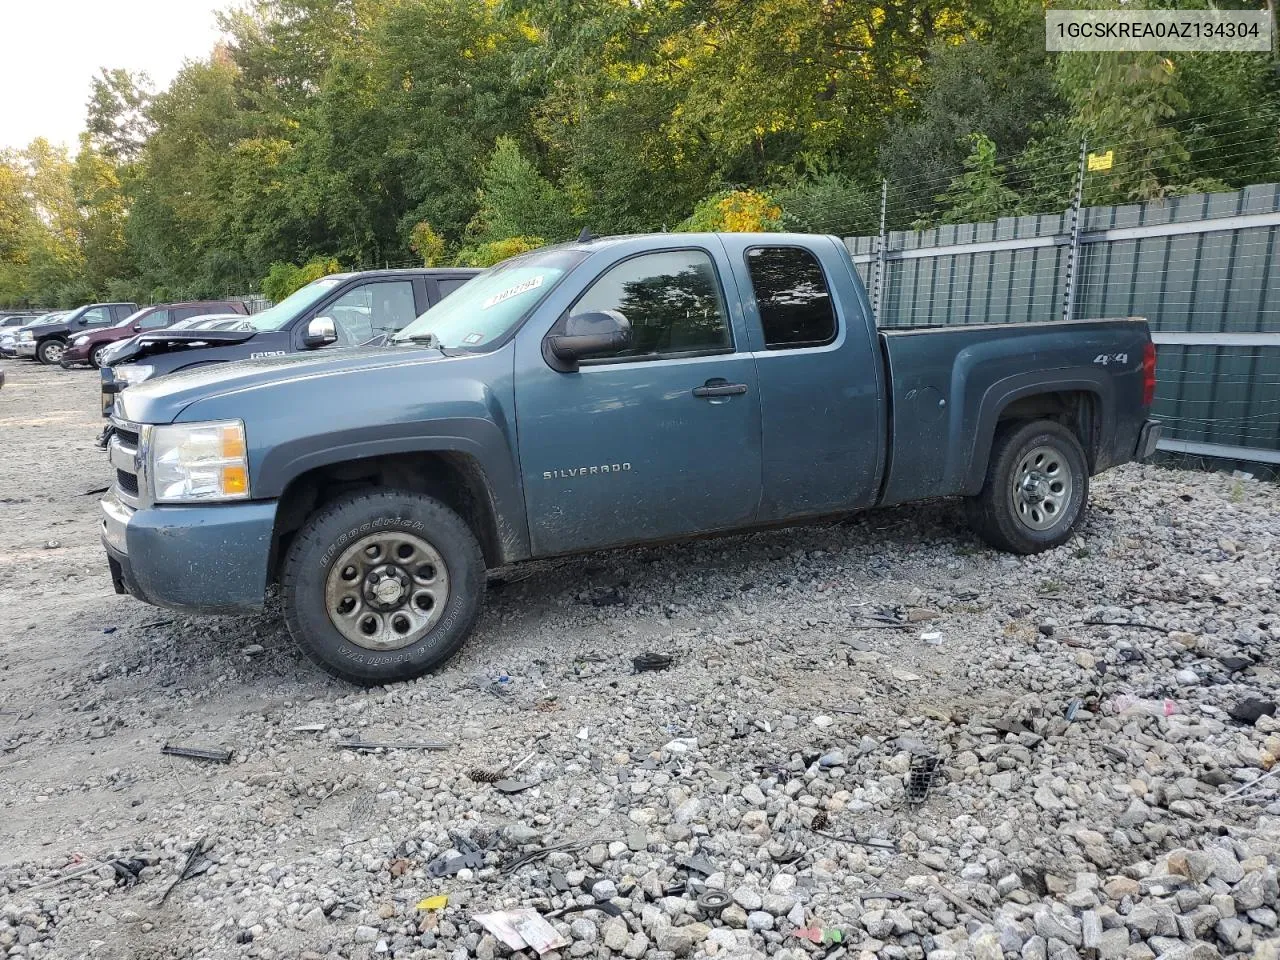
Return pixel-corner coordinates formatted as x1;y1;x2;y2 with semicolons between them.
966;419;1089;554
281;490;485;684
37;338;67;366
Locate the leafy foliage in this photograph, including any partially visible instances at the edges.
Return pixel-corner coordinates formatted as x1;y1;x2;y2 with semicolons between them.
931;134;1021;225
455;237;546;268
2;0;1278;306
676;191;784;233
261;256;343;301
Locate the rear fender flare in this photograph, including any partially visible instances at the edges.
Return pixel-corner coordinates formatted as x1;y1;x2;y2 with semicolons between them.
961;368;1113;495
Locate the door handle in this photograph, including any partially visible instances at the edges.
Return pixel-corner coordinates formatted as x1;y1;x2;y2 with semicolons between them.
692;380;748;398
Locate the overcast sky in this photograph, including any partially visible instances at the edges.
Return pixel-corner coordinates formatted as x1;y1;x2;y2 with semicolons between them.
1;0;229;152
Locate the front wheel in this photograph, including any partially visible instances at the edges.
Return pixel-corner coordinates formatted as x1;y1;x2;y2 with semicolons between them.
966;419;1089;554
37;338;67;366
89;345;110;369
281;490;485;684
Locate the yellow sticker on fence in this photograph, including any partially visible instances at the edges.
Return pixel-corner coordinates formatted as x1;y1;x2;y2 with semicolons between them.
1088;150;1114;172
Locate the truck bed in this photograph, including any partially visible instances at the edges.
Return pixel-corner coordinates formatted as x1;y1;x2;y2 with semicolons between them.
877;318;1153;506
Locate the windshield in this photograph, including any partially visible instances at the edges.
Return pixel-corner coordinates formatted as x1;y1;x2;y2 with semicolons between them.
393;249;586;350
244;275;348;332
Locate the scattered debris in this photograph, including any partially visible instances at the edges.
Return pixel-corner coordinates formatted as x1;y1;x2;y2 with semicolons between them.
1081;618;1170;634
793;926;846;944
676;853;717;876
336;739;450;752
468;767;504;783
42;540;61;549
632;652;673;673
905;753;940;806
426;832;490;878
156;835;215;905
475;909;569;954
1065;698;1083;722
493;778;539;794
1218;655;1253;674
161;744;233;764
1229;698;1277;723
931;879;992;924
291;723;326;733
545;901;623;919
416;895;448;911
696;890;731;914
108;858;146;888
1108;694;1180;717
501;837;613;875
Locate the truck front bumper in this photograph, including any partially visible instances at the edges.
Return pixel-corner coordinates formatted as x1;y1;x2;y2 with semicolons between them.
15;341;36;358
101;493;278;612
1136;419;1162;460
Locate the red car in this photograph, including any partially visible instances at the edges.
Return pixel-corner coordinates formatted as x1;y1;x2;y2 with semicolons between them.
61;300;249;368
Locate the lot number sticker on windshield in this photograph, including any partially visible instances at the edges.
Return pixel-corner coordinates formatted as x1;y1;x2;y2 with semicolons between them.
482;275;543;309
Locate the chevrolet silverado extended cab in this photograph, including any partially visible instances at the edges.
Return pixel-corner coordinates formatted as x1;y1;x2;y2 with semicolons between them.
99;268;478;410
101;233;1160;684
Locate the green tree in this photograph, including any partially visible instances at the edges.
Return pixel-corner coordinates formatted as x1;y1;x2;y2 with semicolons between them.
410;222;446;267
85;68;154;164
261;255;342;301
455;237;545;267
933;133;1020;224
469;137;575;242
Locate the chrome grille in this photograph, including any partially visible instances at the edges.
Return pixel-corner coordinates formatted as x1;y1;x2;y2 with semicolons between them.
116;469;139;496
108;418;142;508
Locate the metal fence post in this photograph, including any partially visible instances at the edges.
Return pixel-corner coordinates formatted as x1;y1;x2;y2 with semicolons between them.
872;178;888;322
1062;138;1087;322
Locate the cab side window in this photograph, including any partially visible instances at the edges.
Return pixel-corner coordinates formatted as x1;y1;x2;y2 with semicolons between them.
570;250;731;362
80;307;110;326
437;278;470;299
138;310;171;330
324;281;417;346
746;246;838;349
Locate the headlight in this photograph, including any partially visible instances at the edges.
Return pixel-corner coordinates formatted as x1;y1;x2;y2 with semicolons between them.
149;420;250;503
73;335;90;346
18;331;32;341
114;364;154;385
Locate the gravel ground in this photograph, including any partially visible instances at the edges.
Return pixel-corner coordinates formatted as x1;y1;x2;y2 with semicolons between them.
1;360;1279;960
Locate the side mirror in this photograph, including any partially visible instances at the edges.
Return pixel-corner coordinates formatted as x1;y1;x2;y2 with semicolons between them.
544;310;632;372
303;316;338;348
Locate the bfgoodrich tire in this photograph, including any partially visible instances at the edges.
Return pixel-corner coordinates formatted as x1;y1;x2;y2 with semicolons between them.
965;419;1089;554
282;490;485;684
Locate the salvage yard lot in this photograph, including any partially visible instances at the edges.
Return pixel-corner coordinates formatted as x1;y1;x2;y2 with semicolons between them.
0;360;1278;960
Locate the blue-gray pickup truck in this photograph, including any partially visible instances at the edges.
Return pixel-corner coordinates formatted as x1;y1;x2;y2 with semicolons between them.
101;232;1160;683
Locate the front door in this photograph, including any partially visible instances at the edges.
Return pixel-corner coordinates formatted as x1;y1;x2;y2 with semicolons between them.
515;245;762;555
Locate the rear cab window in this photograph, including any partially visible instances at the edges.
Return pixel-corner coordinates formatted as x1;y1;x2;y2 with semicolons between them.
745;246;838;349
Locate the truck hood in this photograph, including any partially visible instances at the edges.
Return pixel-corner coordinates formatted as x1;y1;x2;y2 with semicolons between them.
120;345;450;424
108;327;258;364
